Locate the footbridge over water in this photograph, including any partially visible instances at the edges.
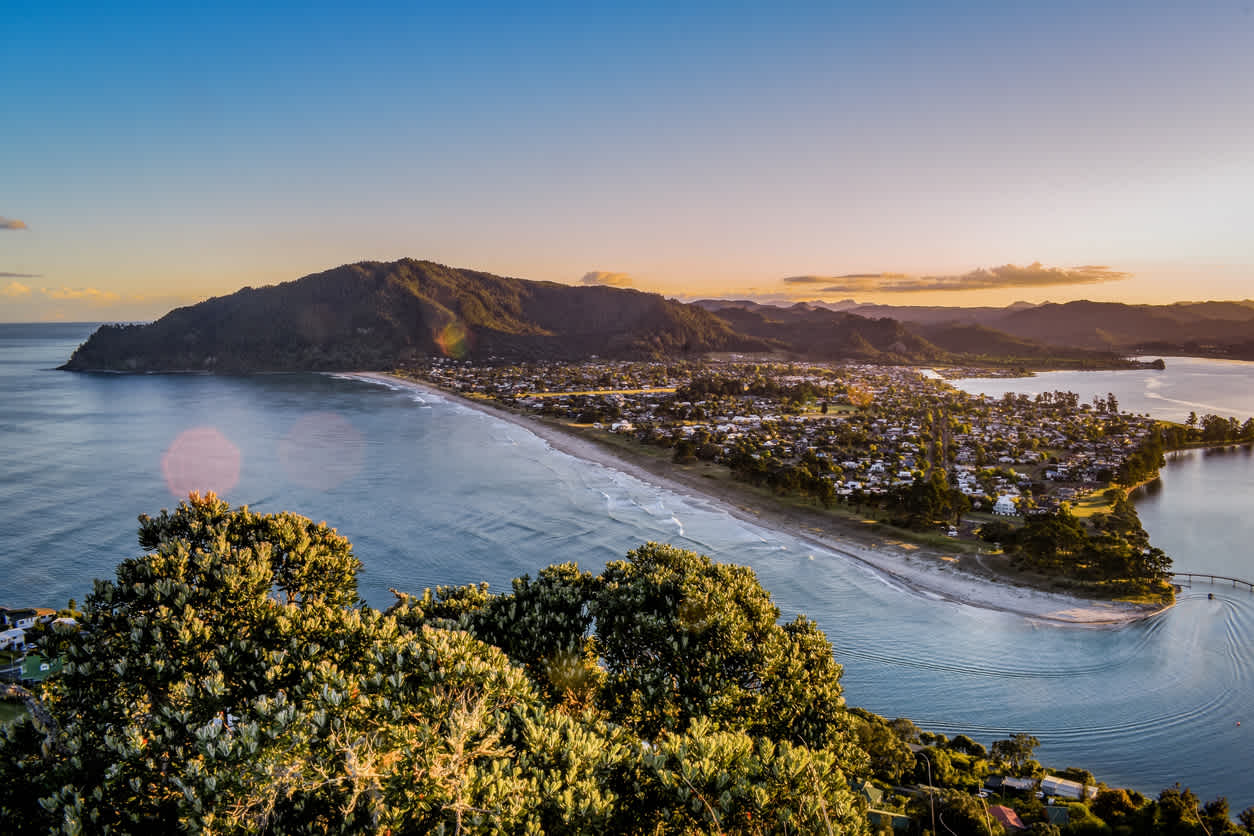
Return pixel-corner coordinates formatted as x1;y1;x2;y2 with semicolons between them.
1172;572;1254;592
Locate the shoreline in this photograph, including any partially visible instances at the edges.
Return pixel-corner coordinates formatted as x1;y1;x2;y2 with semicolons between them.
347;372;1168;627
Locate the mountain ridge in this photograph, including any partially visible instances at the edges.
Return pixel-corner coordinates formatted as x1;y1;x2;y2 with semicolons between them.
61;259;1246;371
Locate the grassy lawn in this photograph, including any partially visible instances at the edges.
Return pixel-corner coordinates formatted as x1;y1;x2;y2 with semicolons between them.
1070;490;1116;518
0;700;27;726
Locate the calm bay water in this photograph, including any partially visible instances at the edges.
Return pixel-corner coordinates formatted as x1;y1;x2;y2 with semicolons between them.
3;325;1252;809
950;359;1254;581
949;356;1254;427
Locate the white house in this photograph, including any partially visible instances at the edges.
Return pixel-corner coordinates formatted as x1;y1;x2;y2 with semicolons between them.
993;495;1019;516
0;627;26;651
1041;775;1097;800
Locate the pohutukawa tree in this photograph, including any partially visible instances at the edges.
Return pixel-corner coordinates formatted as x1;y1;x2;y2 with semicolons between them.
0;493;870;835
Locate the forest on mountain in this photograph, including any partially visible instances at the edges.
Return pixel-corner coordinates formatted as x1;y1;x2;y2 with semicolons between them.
61;261;766;372
825;299;1254;359
61;260;1161;372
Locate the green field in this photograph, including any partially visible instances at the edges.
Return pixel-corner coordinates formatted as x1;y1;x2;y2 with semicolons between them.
0;700;27;726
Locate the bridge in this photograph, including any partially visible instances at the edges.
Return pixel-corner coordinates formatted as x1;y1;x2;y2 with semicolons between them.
1171;572;1254;593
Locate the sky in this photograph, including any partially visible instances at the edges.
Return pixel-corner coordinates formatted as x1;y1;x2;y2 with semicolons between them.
2;0;1252;322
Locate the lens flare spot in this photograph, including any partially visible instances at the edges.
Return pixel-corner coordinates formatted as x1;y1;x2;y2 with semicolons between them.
278;411;365;491
435;320;472;359
162;427;241;498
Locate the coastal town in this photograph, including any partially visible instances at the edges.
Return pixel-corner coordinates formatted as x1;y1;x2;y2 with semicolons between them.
397;356;1254;607
410;358;1160;524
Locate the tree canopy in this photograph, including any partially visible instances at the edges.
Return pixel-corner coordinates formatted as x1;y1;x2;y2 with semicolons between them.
0;494;869;835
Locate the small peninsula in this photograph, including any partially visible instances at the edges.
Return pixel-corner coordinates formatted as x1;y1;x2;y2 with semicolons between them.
354;367;1176;624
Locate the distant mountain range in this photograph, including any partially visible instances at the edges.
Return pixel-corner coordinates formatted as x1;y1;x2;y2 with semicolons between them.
59;259;1254;372
807;298;1254;355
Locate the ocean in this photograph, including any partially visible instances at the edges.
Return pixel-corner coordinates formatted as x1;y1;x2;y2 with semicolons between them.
3;324;1252;809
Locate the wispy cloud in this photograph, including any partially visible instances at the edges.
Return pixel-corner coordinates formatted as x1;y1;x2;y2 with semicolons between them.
784;273;908;284
0;217;28;231
42;286;122;303
1;271;41;279
580;270;634;287
2;281;33;297
782;263;1131;294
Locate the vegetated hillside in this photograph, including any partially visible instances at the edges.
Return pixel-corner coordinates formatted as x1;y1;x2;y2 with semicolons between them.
820;300;1039;326
992;301;1254;351
695;300;948;362
836;299;1254;357
913;322;1059;357
65;258;1229;373
695;300;1137;367
61;260;769;371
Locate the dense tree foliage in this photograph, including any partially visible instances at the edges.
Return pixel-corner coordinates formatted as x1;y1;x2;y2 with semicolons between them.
0;495;870;834
980;498;1173;595
7;495;1254;834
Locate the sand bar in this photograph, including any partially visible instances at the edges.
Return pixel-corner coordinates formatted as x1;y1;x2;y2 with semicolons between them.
347;372;1168;626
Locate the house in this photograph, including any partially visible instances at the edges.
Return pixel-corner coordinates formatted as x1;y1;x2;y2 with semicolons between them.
5;607;56;630
21;652;63;683
988;804;1026;831
1041;775;1097;800
0;627;25;651
993;495;1019;516
985;775;1037;794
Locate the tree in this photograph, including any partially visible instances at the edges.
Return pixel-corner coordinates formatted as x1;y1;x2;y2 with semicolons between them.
947;734;987;758
590;543;865;768
991;733;1041;775
847;709;914;783
0;496;871;834
936;790;1004;836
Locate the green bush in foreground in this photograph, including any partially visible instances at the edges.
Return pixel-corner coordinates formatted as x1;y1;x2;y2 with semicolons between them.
0;494;868;835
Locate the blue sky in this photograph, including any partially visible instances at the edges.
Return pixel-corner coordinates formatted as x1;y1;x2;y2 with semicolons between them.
3;0;1251;320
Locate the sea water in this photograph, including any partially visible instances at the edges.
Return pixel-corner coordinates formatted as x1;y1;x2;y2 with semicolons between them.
3;324;1252;809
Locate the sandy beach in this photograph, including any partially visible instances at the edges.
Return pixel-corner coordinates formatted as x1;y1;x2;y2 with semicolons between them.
348;372;1168;627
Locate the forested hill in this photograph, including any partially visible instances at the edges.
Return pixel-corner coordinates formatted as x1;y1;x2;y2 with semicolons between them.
60;260;767;371
62;259;1143;372
827;299;1254;359
691;299;1141;368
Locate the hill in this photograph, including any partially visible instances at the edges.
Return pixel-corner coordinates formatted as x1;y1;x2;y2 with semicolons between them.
691;299;1138;368
692;299;946;362
834;299;1254;358
61;259;1178;371
61;260;767;371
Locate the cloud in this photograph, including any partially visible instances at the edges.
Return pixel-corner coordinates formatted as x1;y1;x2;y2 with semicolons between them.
42;286;122;303
782;263;1130;294
2;281;32;297
1;271;41;279
580;270;634;287
0;217;28;230
777;278;907;288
